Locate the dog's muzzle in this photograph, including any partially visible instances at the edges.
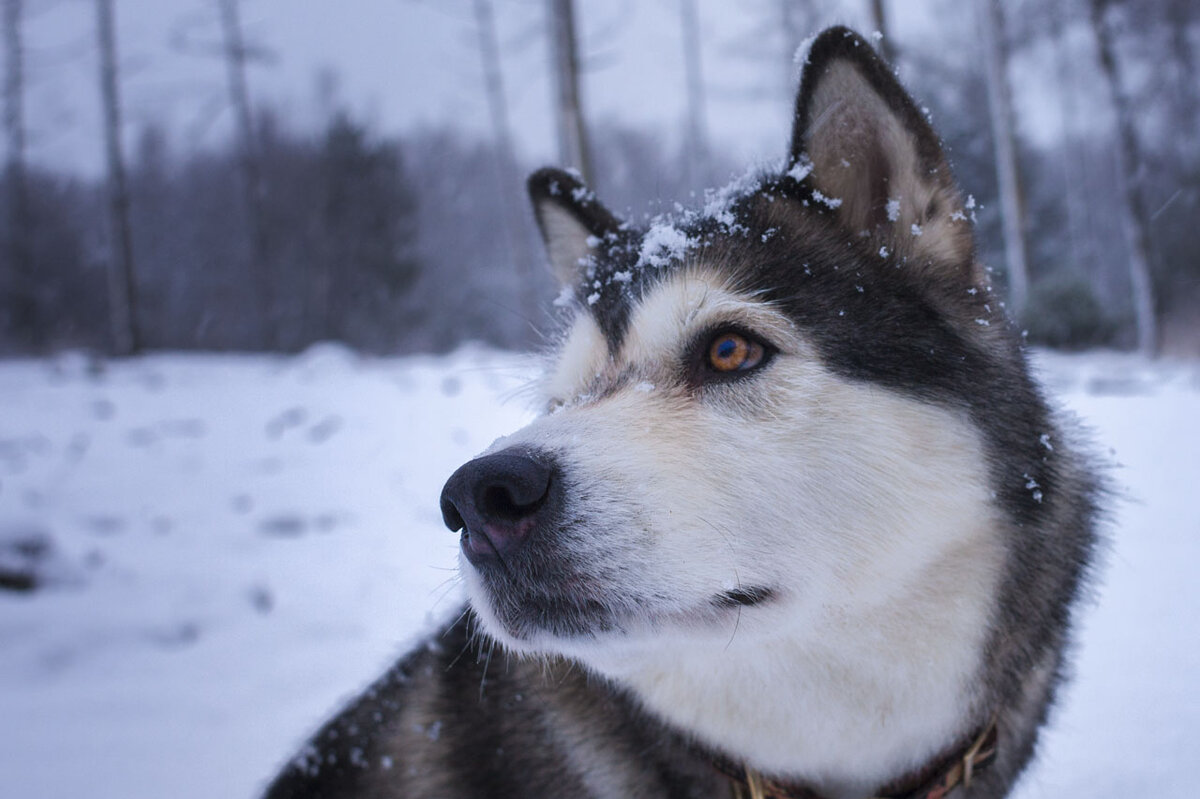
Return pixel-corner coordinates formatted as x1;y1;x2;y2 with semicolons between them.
439;448;557;565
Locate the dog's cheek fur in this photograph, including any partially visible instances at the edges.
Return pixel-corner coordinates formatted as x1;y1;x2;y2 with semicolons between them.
541;313;609;410
463;276;1007;794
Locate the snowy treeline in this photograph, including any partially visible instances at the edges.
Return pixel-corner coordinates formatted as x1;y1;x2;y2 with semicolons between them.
0;0;1196;356
0;113;720;355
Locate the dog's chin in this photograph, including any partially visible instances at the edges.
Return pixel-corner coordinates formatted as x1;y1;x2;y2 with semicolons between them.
464;581;616;653
465;570;779;657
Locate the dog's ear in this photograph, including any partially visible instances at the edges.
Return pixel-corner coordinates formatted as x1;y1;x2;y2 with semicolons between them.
527;168;622;285
789;27;974;272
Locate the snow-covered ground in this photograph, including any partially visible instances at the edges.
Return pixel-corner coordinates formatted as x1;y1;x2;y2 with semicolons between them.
0;346;1195;798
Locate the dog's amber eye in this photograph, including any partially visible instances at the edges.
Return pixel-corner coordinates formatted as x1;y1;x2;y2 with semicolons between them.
707;332;765;373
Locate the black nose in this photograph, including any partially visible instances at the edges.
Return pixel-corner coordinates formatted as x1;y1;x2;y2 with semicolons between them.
440;448;555;564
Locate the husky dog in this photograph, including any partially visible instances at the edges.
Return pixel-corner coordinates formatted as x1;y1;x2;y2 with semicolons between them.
264;27;1100;799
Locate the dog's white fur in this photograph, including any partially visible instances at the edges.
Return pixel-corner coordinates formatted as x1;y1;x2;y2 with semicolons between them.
464;268;1005;798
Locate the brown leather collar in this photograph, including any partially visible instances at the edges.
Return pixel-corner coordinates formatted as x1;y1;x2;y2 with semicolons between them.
715;717;999;799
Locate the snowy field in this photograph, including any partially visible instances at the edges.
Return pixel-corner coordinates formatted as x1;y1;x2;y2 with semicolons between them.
0;345;1195;798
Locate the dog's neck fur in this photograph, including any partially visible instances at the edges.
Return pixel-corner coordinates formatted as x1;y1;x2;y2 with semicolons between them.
573;531;1003;799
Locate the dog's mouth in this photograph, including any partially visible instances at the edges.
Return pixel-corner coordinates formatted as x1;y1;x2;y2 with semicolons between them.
712;585;777;609
467;563;630;641
469;566;780;644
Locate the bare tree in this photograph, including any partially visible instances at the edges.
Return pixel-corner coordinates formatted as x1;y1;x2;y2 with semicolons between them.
95;0;140;354
3;0;25;232
1048;1;1088;277
3;0;33;344
1164;0;1200;209
719;1;819;105
679;0;710;188
1090;0;1157;355
216;0;273;348
778;0;811;96
547;0;591;183
472;0;537;327
978;0;1029;316
867;0;895;63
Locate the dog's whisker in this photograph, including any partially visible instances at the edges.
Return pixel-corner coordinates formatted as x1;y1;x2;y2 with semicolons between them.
725;604;744;652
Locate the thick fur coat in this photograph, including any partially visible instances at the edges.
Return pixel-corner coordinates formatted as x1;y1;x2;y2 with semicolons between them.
263;27;1100;799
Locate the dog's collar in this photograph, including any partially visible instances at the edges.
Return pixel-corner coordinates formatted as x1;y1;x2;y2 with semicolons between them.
714;716;998;799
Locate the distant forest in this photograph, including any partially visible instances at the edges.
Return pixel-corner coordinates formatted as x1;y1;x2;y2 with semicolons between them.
0;0;1197;357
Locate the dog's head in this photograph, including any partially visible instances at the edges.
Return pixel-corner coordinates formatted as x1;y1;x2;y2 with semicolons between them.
441;28;1012;682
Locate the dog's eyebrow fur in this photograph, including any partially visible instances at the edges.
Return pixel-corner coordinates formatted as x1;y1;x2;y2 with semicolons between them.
572;251;658;356
570;213;756;356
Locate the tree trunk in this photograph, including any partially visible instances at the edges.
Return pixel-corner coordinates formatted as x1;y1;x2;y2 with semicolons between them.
679;0;710;189
217;0;273;349
778;1;808;98
867;0;895;64
547;0;591;184
1048;0;1087;277
1164;0;1200;220
1165;0;1198;144
473;0;537;331
3;0;34;348
1089;0;1158;356
95;0;140;355
2;0;21;198
978;0;1029;317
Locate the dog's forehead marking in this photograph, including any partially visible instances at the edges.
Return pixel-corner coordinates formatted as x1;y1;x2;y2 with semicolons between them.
576;193;764;355
576;256;654;355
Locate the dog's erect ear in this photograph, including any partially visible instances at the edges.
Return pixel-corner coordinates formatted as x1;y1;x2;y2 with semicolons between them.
527;168;622;285
789;27;973;271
